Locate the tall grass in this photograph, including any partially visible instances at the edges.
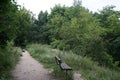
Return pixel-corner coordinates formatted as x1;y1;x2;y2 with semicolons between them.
27;44;72;80
27;44;57;68
27;44;120;80
61;52;120;80
0;46;22;80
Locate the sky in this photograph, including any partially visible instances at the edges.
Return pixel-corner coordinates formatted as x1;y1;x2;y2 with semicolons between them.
16;0;120;17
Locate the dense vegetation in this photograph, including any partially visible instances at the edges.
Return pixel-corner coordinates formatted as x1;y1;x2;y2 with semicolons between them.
0;0;27;79
29;2;120;68
0;0;120;79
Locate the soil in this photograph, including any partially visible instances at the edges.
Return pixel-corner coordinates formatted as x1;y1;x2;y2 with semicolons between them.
12;50;57;80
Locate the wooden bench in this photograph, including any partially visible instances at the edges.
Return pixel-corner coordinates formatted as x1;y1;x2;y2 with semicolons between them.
55;56;72;80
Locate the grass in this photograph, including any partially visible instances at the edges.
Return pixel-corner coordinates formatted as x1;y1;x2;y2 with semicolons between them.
27;44;120;80
61;52;120;80
0;47;22;80
27;44;57;68
27;44;72;80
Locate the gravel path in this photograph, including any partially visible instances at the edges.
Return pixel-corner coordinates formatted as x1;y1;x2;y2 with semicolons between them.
12;50;57;80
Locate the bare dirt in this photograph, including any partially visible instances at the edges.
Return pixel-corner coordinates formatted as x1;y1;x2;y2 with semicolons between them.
12;50;57;80
73;72;84;80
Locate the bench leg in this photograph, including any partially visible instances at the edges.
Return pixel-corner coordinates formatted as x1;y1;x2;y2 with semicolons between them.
66;70;67;80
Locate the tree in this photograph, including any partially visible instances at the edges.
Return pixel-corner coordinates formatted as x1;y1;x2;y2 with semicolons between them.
46;4;116;67
73;0;82;6
38;11;48;26
0;0;21;78
47;5;66;45
94;6;120;66
0;0;18;48
14;7;34;48
29;11;50;44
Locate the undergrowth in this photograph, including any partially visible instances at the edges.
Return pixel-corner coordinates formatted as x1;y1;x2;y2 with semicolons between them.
0;46;22;80
27;44;120;80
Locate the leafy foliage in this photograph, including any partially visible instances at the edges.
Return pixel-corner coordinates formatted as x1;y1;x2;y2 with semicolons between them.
0;0;18;48
0;0;22;79
28;11;50;44
25;3;120;68
94;6;120;66
14;7;34;48
46;5;116;67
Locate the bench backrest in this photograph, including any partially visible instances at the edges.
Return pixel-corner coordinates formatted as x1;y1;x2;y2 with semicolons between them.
55;56;62;65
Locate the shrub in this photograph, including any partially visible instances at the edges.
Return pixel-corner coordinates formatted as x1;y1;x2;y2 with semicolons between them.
0;43;22;80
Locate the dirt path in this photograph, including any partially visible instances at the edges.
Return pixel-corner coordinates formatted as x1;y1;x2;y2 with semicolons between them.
12;50;57;80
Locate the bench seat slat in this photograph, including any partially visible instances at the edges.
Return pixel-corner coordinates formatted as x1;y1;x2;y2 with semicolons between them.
60;63;72;70
55;56;72;71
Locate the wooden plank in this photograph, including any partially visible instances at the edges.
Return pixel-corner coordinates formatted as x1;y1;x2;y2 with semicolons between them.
60;63;72;70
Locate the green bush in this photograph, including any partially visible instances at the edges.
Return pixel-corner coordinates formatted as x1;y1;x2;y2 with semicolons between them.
0;44;22;80
50;39;60;49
